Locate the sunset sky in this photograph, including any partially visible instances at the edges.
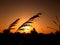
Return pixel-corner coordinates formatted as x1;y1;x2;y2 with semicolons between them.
0;0;60;34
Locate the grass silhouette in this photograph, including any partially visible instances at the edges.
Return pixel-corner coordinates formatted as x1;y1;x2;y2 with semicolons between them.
16;13;42;32
8;18;20;30
48;16;60;31
3;18;20;33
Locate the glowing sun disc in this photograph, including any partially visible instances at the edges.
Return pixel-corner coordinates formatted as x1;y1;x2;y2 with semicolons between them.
19;26;33;33
21;26;30;30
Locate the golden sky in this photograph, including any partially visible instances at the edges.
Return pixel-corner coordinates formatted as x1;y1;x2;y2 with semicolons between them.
0;0;60;34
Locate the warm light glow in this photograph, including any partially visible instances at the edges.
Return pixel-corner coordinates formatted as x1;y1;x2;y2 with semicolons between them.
18;26;33;33
21;26;30;30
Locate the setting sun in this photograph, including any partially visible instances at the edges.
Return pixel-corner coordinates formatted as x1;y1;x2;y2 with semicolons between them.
21;26;31;30
17;26;33;33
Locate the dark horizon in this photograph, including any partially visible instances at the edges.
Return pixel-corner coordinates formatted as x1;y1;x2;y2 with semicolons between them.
0;28;60;45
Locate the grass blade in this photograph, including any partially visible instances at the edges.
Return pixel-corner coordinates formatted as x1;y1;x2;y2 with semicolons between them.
17;13;42;31
8;18;20;30
47;27;57;30
52;20;58;25
56;16;59;23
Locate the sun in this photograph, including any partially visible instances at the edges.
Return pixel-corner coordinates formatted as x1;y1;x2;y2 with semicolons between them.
21;26;30;30
18;26;33;33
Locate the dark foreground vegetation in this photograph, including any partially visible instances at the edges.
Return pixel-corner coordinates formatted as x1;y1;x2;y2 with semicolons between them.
0;29;60;45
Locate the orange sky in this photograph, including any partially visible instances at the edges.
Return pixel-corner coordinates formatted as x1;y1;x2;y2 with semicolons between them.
0;0;60;34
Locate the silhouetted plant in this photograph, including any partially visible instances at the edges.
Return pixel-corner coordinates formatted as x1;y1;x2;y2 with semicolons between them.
3;29;10;34
31;28;38;34
17;13;42;31
8;18;20;30
3;18;20;33
47;16;60;31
